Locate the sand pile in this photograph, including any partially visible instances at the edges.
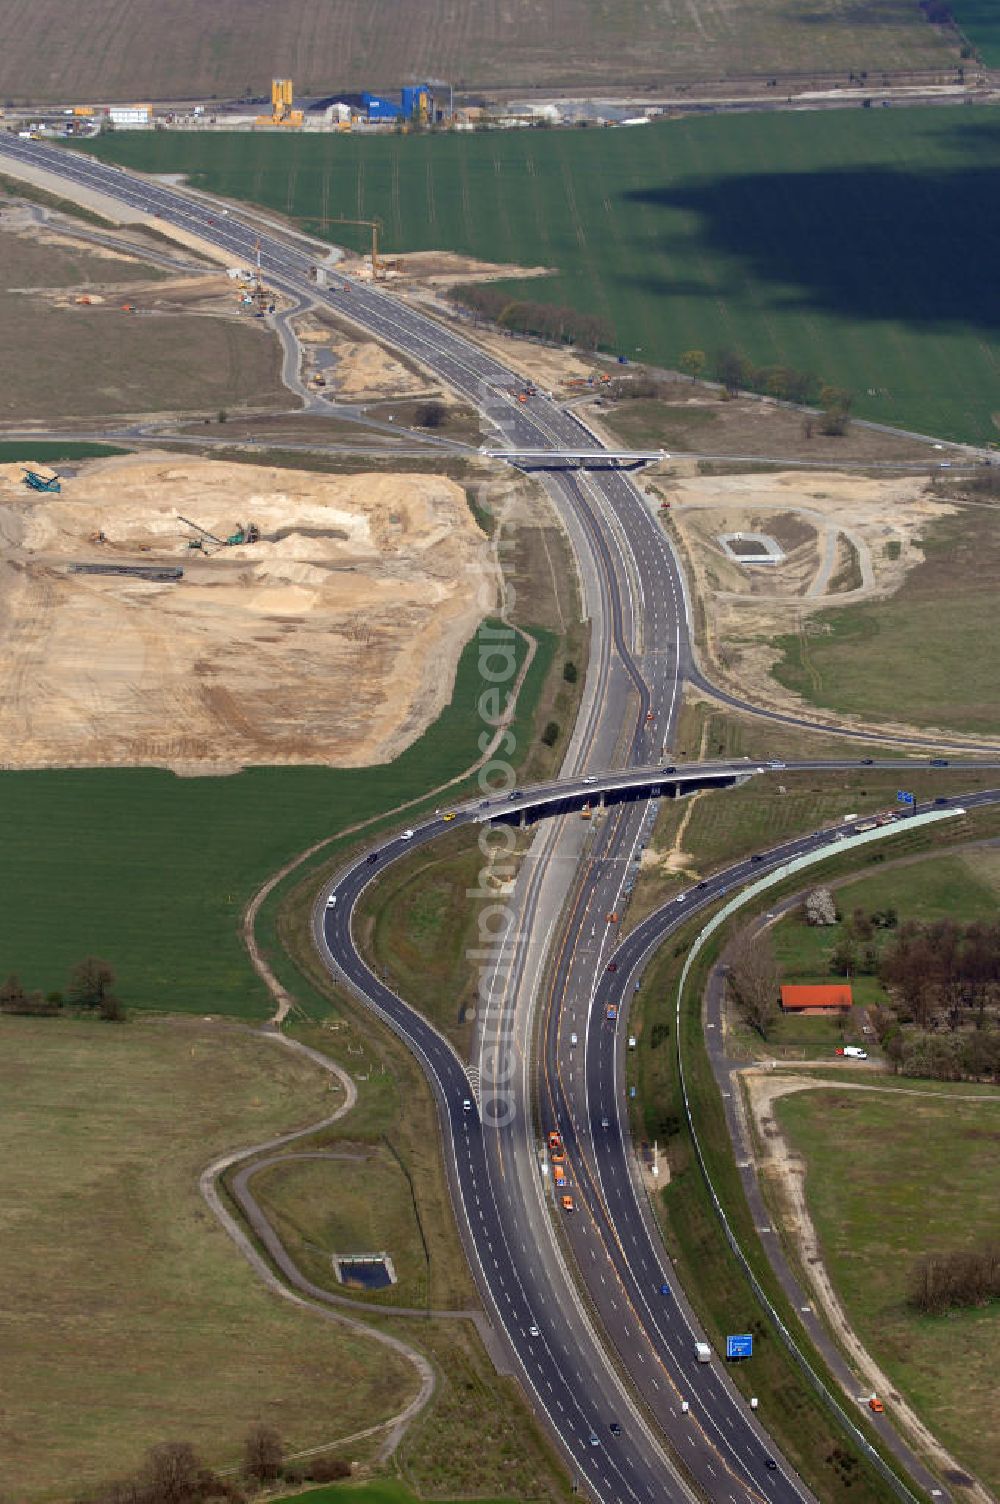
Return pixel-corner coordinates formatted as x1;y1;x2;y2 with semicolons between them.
0;454;495;772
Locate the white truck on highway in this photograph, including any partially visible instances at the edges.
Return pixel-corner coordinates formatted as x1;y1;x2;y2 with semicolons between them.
694;1341;712;1363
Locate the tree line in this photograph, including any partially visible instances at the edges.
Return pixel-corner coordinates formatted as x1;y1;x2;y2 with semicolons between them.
877;917;1000;1030
451;283;615;350
74;1426;351;1504
710;349;854;434
605;348;855;433
1;956;124;1021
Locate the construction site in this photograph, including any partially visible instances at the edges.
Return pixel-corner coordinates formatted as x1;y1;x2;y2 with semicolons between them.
0;453;496;773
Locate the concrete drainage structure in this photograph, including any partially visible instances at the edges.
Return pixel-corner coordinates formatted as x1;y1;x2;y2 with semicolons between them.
333;1252;398;1290
718;531;785;565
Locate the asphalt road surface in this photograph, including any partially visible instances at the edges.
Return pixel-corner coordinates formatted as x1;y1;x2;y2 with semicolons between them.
2;137;990;1504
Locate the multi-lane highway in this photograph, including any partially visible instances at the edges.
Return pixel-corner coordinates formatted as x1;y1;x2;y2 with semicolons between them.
1;136;987;1504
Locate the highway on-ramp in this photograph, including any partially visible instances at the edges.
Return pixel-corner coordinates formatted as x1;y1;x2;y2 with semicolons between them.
1;137;987;1504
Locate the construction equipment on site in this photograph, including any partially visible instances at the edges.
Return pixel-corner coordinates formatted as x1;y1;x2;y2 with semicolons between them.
292;215;386;279
255;78;304;129
227;522;260;546
71;563;183;582
247;238;276;316
178;515;259;551
21;467;61;493
422;78;454;120
178;514;226;551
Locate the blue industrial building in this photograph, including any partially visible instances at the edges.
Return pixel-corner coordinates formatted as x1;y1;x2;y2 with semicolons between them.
362;85;436;123
362;92;402;121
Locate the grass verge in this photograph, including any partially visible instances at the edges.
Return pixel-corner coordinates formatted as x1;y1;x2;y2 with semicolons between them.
771;507;1000;735
650;760;998;877
774;1087;1000;1494
626;810;1000;1501
628;920;913;1504
249;1144;432;1308
0;1014;418;1503
272;1486;517;1504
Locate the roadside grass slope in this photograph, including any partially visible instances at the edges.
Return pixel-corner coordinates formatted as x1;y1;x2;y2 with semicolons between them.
82;107;1000;444
774;1087;1000;1494
0;1015;417;1501
771;506;1000;733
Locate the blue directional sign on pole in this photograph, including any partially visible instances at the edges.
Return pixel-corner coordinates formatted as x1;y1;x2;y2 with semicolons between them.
897;790;915;807
726;1334;753;1360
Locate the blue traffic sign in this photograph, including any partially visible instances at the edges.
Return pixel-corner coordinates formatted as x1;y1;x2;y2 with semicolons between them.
897;790;915;806
726;1334;753;1360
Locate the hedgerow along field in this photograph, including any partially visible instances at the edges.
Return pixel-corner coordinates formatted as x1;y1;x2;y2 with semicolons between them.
83;107;1000;445
0;620;545;1017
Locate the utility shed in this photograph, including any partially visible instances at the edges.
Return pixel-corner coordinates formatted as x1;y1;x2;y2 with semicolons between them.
780;984;853;1012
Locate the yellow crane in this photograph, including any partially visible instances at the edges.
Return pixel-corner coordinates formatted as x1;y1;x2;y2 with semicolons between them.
250;236;275;314
292;216;386;279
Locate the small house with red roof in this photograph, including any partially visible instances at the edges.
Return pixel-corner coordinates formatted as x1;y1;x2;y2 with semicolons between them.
780;983;852;1013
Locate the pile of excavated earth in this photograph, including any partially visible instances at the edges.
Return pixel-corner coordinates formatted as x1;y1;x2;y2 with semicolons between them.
0;453;494;773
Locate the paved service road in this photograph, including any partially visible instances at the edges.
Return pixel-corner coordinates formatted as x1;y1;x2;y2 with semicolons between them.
2;137;987;1504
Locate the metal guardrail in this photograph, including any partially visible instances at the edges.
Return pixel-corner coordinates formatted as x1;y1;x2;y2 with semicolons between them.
673;811;960;1504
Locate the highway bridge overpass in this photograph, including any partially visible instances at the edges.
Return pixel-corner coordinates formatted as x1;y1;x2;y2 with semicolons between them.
480;763;753;826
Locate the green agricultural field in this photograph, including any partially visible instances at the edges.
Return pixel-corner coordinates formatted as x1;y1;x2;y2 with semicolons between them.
774;1086;1000;1494
772;506;1000;732
272;1483;518;1504
0;620;544;1017
0;441;128;462
82;107;1000;444
0;1015;418;1502
950;1;1000;65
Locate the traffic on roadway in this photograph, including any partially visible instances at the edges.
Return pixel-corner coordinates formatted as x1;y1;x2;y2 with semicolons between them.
4;137;987;1504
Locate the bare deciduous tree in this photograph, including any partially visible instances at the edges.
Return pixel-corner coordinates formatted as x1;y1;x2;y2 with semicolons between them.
137;1441;202;1504
69;957;116;1010
727;929;780;1039
242;1423;283;1487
